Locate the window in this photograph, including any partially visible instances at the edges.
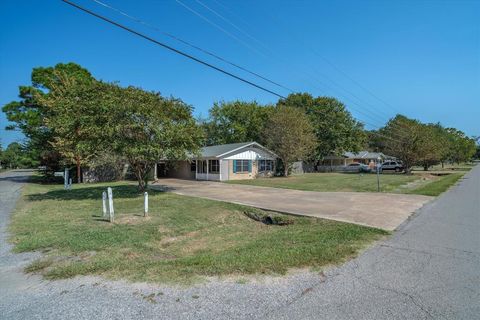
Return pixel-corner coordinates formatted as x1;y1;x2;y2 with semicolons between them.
197;160;207;173
234;160;250;173
190;161;196;172
259;159;274;172
209;160;219;173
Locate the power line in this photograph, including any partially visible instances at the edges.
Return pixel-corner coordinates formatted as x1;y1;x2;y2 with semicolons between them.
253;3;405;116
198;0;395;123
174;0;267;58
90;0;293;93
61;0;287;99
194;0;270;53
190;2;403;128
202;1;413;136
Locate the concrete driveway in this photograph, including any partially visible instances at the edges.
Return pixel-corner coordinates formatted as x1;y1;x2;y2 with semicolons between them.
151;179;432;231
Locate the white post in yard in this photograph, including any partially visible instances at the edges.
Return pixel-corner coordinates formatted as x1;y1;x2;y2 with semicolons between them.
102;191;107;217
107;187;114;223
144;192;148;217
64;168;69;190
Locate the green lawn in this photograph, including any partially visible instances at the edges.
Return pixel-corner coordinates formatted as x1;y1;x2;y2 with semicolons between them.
10;181;387;284
405;173;465;196
412;163;474;172
229;172;420;193
228;171;466;196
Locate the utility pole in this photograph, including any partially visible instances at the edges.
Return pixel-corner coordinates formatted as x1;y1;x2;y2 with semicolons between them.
376;157;381;192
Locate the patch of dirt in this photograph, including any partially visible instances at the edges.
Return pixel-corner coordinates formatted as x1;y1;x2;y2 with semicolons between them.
159;230;200;248
394;174;438;192
157;225;171;233
123;251;141;259
115;215;150;225
152;253;177;261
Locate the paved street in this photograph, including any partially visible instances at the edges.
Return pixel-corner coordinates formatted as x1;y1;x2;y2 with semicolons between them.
151;178;432;230
264;165;480;319
1;167;479;319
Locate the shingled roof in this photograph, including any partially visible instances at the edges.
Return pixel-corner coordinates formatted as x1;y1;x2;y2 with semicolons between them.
195;142;277;158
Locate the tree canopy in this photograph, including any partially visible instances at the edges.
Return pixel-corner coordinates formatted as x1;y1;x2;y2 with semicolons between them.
2;63;94;176
2;62;476;183
202;100;273;145
277;93;366;160
377;115;476;173
263;106;316;176
108;85;203;191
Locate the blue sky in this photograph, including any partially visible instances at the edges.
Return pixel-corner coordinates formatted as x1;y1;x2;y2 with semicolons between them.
1;0;479;146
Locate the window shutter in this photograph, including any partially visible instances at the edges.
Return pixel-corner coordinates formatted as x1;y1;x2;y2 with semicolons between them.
248;160;252;173
233;160;237;173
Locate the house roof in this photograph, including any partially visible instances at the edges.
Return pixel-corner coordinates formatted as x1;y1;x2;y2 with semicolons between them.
198;142;276;158
344;151;386;159
324;151;393;160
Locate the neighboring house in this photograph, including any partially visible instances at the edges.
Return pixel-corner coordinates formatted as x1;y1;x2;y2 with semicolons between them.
155;142;277;181
321;151;395;167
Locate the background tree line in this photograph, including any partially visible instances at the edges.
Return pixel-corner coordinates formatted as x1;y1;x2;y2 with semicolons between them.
368;115;477;173
2;62;478;184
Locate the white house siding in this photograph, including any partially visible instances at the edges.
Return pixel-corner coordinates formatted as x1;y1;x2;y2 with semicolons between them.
196;173;220;181
223;147;275;160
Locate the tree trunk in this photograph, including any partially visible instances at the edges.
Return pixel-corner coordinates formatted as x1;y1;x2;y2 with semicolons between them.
283;160;289;177
76;156;81;183
423;164;428;171
441;161;444;169
135;167;146;192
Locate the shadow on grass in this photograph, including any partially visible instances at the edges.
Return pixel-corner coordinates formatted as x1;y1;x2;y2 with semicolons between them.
27;184;161;202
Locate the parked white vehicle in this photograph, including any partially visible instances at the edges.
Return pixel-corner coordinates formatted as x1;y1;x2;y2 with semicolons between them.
343;162;372;173
380;161;404;172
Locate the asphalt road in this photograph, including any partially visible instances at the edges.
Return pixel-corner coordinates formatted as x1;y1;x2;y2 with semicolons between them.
1;167;479;319
264;165;480;320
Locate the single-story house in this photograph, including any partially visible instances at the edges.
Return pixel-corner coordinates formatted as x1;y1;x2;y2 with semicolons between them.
155;142;277;181
321;151;395;167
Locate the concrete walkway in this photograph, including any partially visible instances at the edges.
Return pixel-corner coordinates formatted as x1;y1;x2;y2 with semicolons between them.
151;179;432;230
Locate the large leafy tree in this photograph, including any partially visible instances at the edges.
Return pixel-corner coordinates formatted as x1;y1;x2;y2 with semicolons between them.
277;93;365;160
37;77;111;182
444;128;476;164
263;106;316;176
2;63;94;176
378;115;425;174
203;100;274;145
417;123;449;170
109;85;203;191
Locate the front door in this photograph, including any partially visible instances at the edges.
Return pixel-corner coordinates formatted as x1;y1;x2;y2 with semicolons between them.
157;163;167;178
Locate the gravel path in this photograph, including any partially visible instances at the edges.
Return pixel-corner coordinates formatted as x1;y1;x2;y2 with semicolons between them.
1;168;478;319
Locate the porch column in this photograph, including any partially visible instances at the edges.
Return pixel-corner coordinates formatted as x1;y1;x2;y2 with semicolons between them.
206;159;209;181
195;159;198;180
154;163;158;180
219;159;222;181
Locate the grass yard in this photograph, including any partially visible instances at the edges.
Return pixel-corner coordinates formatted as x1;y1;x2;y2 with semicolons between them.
228;172;419;193
412;163;474;173
228;171;467;196
10;181;387;284
405;173;465;196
